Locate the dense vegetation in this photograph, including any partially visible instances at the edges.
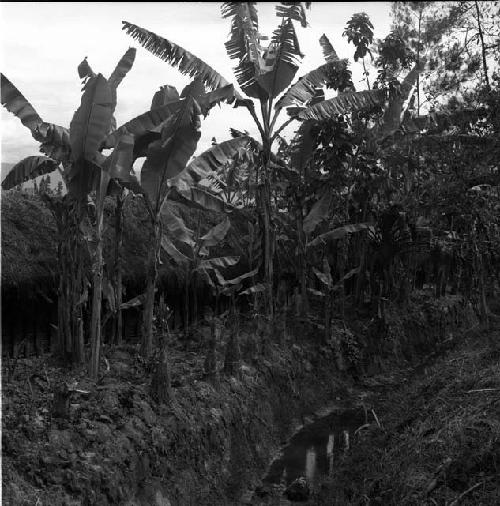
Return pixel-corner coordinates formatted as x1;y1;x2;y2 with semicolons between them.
1;2;500;505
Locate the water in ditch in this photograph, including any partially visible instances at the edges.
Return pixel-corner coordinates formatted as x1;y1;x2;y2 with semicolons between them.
243;407;367;504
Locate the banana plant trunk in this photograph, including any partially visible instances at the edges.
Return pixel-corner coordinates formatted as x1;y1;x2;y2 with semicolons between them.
141;218;161;358
51;195;86;364
89;194;104;380
150;338;173;404
184;264;190;340
296;197;309;315
114;193;124;345
192;271;198;325
259;181;274;318
324;290;332;345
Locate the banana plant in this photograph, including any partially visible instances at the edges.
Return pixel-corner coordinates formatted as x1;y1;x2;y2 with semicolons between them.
122;2;390;319
0;48;137;374
311;257;360;343
161;208;240;330
110;74;246;358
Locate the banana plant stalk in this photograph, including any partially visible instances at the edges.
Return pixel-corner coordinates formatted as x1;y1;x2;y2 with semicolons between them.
114;189;127;345
89;175;107;378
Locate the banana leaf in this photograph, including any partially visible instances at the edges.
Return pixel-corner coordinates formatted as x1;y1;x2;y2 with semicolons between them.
221;2;267;100
161;235;191;264
151;85;180;110
70;74;114;162
120;290;157;310
36;123;72;163
257;19;301;99
103;133;139;190
122;21;239;95
1;156;59;190
140;96;201;206
108;47;136;89
275;3;309;27
104;99;183;148
161;209;195;247
77;57;96;80
200;217;231;248
330;267;360;293
199;255;240;270
297;89;386;121
239;282;266;295
169;186;230;213
303;191;332;234
307;288;326;297
290;120;314;172
182;136;255;185
319;34;339;62
0;73;44;134
275;61;339;110
213;266;259;286
197;84;239;116
308;223;374;247
313;258;333;288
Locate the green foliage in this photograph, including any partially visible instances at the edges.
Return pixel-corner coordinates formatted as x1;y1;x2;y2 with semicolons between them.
343;12;374;62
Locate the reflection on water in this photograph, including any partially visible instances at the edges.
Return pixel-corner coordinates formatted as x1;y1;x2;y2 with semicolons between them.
326;433;334;475
264;409;365;488
343;429;350;452
305;446;316;481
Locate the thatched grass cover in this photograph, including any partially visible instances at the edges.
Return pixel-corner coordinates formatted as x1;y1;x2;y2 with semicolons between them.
1;192;58;297
1;190;250;298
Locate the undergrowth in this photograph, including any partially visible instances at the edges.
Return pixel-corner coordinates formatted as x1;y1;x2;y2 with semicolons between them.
313;325;500;505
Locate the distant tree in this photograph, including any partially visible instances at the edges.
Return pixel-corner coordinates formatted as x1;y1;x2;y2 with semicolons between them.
389;1;500;108
343;12;375;88
56;180;63;196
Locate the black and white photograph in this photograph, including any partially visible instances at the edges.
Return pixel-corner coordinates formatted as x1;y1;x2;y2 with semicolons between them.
1;1;500;504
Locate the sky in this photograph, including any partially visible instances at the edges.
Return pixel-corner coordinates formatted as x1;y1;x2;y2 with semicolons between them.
0;2;392;182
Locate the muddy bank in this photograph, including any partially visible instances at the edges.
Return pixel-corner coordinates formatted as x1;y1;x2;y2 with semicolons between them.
2;294;478;505
2;331;353;506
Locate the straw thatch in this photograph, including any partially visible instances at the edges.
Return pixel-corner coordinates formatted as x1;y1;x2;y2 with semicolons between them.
1;191;58;298
1;190;250;300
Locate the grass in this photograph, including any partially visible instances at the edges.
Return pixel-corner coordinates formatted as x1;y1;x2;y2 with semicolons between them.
313;324;500;505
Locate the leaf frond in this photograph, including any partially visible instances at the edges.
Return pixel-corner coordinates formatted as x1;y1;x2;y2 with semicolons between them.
108;47;137;89
275;61;340;110
297;89;386;121
1;156;59;190
276;2;309;27
122;21;234;92
0;73;44;134
319;34;339;62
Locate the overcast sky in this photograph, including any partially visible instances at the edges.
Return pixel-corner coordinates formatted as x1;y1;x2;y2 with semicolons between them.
1;2;392;174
